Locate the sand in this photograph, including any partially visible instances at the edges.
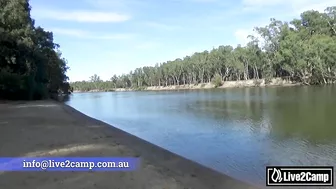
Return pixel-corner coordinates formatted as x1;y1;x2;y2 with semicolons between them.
0;100;259;189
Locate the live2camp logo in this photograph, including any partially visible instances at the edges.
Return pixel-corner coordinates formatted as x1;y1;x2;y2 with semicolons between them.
266;166;334;187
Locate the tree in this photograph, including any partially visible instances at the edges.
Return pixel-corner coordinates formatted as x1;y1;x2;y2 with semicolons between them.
71;6;336;91
0;0;70;100
90;74;101;82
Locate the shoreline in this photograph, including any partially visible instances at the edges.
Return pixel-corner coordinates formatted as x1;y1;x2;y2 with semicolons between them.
0;100;259;189
73;78;302;93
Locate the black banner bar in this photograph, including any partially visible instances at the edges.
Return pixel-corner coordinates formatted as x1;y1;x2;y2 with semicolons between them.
266;166;333;186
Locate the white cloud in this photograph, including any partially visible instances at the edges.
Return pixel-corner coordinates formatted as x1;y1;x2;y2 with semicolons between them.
233;26;266;47
85;0;152;12
169;0;218;2
51;28;134;40
242;0;334;13
183;0;218;2
234;29;252;46
33;10;130;23
86;0;130;8
144;22;181;31
242;0;284;7
135;42;161;50
52;28;88;38
235;0;335;46
295;0;335;14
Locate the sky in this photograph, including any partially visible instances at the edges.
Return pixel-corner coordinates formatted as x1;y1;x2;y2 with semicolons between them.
29;0;335;82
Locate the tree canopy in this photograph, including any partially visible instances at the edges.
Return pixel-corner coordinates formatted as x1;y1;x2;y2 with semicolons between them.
71;6;336;92
0;0;70;100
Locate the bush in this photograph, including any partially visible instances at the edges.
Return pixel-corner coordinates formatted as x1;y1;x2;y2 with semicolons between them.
0;69;26;100
133;86;146;91
0;69;49;100
253;79;263;86
211;74;223;88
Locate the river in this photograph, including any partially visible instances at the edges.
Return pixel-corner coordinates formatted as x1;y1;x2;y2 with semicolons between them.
65;86;336;186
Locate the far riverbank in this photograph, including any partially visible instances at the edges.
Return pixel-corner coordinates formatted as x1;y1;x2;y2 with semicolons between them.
73;78;301;93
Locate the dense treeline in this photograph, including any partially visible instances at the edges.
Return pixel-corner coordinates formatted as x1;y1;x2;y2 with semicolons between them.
0;0;70;100
71;6;336;92
71;74;116;92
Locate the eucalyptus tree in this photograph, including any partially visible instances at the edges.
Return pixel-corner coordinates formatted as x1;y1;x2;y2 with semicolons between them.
1;0;70;100
70;6;336;91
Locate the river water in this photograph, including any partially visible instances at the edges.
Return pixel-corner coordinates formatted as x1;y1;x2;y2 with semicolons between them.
65;86;336;186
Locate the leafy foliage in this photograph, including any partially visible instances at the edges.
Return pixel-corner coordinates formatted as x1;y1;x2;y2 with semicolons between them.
71;6;336;91
211;74;222;88
0;0;70;100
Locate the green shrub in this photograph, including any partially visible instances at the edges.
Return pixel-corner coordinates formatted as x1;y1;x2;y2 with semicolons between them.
211;74;222;88
133;86;146;91
0;69;26;99
0;69;49;100
253;79;263;86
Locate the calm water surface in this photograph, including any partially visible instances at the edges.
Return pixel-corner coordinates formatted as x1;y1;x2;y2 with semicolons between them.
65;86;336;186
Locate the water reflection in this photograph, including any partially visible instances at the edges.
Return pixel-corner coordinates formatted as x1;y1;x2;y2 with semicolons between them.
187;87;336;143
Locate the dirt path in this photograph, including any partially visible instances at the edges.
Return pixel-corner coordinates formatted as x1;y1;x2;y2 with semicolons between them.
0;100;259;189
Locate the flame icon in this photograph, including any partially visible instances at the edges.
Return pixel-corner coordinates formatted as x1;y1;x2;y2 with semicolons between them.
271;168;283;182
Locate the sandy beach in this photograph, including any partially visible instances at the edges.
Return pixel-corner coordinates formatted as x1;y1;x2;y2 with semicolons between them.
0;100;259;189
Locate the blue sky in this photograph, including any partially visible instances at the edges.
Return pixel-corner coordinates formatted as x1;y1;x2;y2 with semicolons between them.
30;0;334;82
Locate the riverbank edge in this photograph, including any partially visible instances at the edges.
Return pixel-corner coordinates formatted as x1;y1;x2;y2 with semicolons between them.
0;100;259;189
61;102;259;188
73;78;302;93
